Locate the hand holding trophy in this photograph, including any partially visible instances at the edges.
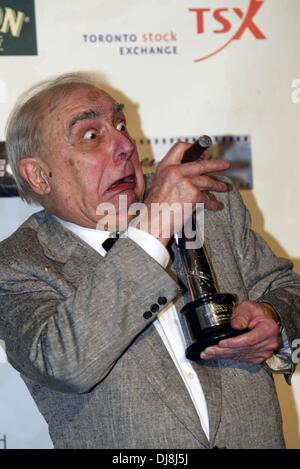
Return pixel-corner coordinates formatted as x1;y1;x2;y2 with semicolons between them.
176;136;248;360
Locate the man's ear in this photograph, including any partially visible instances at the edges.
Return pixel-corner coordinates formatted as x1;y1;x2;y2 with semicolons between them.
19;157;51;196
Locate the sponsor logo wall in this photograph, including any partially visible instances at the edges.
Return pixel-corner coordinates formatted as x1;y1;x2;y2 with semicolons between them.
0;0;299;449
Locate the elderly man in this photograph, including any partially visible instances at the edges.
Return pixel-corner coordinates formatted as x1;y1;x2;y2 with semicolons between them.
0;73;299;449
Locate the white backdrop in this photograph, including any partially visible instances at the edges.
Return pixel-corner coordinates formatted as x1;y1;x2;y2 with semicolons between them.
0;0;299;448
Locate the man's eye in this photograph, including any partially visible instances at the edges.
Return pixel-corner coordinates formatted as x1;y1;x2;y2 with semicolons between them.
116;121;127;132
83;129;97;140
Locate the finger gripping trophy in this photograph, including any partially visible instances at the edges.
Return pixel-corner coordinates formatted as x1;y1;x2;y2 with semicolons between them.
176;136;247;360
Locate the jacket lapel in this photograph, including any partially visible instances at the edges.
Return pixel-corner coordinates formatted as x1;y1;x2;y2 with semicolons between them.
36;211;94;258
35;211;102;282
130;322;210;448
204;209;248;302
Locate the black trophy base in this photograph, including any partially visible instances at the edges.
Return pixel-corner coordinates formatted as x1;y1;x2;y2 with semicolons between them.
181;293;249;360
185;323;246;360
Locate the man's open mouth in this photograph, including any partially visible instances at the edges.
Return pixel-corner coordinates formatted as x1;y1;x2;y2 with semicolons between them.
107;175;136;192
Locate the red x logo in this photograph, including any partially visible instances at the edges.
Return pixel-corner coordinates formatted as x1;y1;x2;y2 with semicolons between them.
233;0;266;40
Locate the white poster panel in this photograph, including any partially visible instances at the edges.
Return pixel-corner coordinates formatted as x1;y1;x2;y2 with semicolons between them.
0;0;299;448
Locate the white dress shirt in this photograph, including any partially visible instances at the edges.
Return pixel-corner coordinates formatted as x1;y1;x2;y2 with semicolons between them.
56;217;210;440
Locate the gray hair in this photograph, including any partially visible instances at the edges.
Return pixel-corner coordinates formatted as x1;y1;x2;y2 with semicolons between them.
5;72;100;204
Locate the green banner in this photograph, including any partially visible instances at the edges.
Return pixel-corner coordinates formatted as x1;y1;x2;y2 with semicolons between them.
0;0;37;55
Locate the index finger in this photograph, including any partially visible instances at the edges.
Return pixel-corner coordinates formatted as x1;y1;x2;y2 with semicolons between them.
158;141;192;169
180;158;230;177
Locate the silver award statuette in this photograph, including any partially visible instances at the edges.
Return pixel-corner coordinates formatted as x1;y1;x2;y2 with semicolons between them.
176;136;247;360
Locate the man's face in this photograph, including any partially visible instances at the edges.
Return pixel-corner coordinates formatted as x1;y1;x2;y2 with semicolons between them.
40;86;145;229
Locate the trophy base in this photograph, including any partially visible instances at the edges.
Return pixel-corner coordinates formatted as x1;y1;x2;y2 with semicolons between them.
185;323;246;360
181;293;249;360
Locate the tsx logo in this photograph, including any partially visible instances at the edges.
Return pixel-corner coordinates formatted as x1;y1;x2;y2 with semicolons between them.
0;0;37;55
189;0;266;62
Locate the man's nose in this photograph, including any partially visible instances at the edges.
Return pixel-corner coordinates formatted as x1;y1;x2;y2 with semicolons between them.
112;131;135;163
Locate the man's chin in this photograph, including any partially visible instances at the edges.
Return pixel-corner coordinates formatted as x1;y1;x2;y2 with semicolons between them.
95;190;143;232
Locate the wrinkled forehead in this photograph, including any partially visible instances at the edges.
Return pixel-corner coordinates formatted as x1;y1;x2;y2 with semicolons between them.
39;86;119;138
46;86;116;119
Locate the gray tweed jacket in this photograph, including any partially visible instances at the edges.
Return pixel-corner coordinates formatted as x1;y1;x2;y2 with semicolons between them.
0;183;300;449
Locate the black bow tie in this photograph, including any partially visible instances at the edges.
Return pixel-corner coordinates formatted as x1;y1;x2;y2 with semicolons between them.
102;233;119;252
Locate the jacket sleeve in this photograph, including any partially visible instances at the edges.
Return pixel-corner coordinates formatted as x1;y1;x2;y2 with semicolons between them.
0;236;179;393
226;183;300;382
